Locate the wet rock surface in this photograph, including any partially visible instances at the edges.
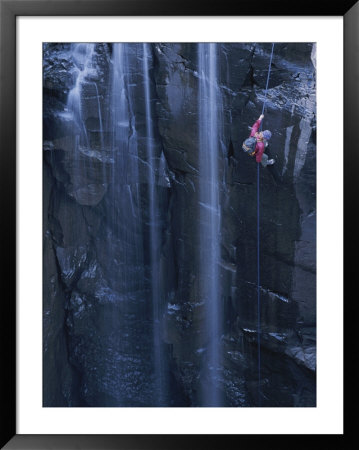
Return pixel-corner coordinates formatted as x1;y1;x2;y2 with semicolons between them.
43;43;316;407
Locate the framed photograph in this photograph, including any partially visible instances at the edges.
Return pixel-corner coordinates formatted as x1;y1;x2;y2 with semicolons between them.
1;0;355;448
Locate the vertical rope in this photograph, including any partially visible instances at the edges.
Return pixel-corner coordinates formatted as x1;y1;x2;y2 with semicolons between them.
257;43;274;406
260;43;275;127
257;160;261;406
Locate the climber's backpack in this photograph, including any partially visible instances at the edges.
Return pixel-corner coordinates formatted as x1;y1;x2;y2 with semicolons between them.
242;136;257;155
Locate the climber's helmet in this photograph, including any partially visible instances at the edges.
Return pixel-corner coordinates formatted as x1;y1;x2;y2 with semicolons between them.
262;130;272;141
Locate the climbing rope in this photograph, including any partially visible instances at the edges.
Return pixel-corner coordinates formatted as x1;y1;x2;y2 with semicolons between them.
260;43;275;123
257;43;274;406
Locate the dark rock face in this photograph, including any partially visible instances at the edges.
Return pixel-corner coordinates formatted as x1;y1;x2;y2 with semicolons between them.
43;42;316;407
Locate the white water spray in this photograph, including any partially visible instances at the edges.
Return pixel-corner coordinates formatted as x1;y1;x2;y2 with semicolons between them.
198;43;223;407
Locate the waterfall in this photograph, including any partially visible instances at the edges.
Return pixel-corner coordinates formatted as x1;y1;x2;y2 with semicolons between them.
66;43;108;200
67;44;99;150
65;42;166;406
96;43;145;405
109;43;145;294
67;43;103;153
142;43;166;405
63;42;223;406
112;44;131;181
198;43;223;406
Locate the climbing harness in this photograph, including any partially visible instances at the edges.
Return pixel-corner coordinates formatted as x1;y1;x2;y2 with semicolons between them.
257;43;275;406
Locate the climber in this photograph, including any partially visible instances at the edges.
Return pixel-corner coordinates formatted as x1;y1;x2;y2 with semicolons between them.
243;114;275;167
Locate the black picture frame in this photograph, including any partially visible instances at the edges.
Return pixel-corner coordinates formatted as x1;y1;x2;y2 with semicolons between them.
1;0;356;448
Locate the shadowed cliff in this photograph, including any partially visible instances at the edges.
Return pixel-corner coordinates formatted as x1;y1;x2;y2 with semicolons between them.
43;42;316;407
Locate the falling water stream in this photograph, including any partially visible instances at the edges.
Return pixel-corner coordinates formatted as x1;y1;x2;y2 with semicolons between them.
65;42;222;406
142;43;166;405
67;44;95;151
198;43;223;407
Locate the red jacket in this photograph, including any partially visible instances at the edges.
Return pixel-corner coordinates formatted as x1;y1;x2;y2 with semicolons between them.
250;119;265;163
